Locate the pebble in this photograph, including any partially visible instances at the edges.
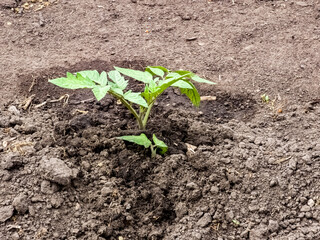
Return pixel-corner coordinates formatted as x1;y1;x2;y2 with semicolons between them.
210;186;219;194
11;232;20;240
1;153;24;170
249;225;268;239
50;196;64;209
12;193;29;214
296;1;309;7
0;205;14;222
186;182;199;190
305;212;313;219
245;158;257;172
301;205;311;212
196;213;212;228
175;202;188;219
39;157;77;185
101;186;113;197
268;220;279;233
288;158;297;170
191;232;202;239
239;142;246;148
40;180;60;194
269;179;278;187
307;199;315;207
254;137;264;145
8;106;20;116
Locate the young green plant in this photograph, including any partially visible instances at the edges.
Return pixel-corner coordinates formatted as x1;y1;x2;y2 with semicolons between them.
49;66;215;157
49;66;215;130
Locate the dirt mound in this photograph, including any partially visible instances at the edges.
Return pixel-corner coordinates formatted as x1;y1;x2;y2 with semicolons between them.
1;0;320;239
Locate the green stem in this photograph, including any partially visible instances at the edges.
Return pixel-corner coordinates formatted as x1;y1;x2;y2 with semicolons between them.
150;145;157;158
142;102;154;130
109;90;144;130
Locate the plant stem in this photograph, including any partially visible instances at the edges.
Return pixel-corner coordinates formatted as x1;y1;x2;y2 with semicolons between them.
150;145;156;158
109;90;144;130
142;102;154;130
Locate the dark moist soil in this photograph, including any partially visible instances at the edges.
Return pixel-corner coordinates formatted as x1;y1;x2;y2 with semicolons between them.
1;0;320;240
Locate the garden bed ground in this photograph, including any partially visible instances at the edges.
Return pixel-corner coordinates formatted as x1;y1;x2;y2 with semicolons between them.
0;0;320;239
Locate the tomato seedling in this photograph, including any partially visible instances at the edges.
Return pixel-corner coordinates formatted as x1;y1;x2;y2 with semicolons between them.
49;66;215;157
49;66;215;130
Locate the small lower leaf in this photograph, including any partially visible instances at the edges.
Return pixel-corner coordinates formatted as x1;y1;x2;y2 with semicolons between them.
118;134;152;148
152;134;168;155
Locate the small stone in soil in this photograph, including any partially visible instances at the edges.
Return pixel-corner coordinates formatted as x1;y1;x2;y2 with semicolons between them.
269;179;278;187
175;202;188;219
186;182;198;190
39;157;76;186
196;213;212;228
0;205;14;223
12;193;29;214
245;158;257;172
40;180;60;194
50;196;64;209
268;220;279;233
1;153;24;170
8;105;20;115
101;186;113;197
301;205;311;212
307;199;315;207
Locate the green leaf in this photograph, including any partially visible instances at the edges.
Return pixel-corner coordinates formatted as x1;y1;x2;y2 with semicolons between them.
191;75;216;85
67;72;75;79
118;134;152;148
165;72;190;80
142;85;152;103
152;134;168;155
108;70;128;90
99;71;108;86
147;66;169;73
114;67;153;84
173;70;193;76
111;87;124;96
172;70;216;85
146;66;165;78
77;70;100;84
180;82;201;107
148;78;158;93
49;72;96;89
92;85;111;101
172;80;193;89
124;91;148;108
155;73;191;97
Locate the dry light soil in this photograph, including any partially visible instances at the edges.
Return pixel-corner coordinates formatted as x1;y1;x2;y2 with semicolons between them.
0;0;320;239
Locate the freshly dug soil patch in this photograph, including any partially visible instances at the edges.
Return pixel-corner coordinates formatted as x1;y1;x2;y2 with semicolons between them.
1;0;320;239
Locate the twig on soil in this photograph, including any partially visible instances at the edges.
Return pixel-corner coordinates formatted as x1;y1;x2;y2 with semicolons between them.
5;141;34;155
21;94;35;110
34;94;69;109
69;98;95;105
72;109;89;115
28;75;36;92
274;156;292;164
51;132;57;142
